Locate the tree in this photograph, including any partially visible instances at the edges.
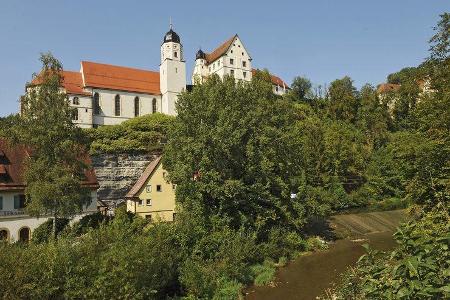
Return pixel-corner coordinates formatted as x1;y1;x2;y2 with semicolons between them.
327;76;360;123
11;53;90;238
289;76;313;102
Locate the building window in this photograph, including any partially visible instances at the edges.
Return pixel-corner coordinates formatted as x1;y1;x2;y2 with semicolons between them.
93;124;99;129
230;70;235;76
72;108;78;121
0;196;2;210
134;97;140;117
93;92;100;115
145;214;152;221
230;58;234;65
156;185;162;192
174;51;178;58
231;50;233;54
242;61;247;67
243;71;247;78
172;213;177;221
115;95;121;116
152;98;157;114
18;227;30;242
0;229;8;241
146;185;152;193
138;200;143;206
172;184;176;190
73;97;79;105
14;195;25;209
146;199;152;206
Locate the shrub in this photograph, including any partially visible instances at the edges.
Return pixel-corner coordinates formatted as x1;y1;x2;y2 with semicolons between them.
250;260;276;286
32;217;70;243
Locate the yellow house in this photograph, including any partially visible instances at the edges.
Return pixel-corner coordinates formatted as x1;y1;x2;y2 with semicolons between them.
125;156;176;222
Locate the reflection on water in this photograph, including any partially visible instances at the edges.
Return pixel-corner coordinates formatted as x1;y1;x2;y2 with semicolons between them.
246;210;405;300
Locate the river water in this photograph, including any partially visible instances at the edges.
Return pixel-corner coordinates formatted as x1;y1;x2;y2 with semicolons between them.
246;210;405;300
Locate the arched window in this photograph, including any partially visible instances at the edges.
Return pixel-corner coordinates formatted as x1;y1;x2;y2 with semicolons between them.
115;94;121;116
152;98;157;114
134;97;140;117
0;229;9;242
93;93;100;115
72;108;78;121
18;227;30;242
73;97;79;105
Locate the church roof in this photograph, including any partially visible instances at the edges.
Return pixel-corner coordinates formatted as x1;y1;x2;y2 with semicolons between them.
62;71;91;96
125;156;162;199
205;35;237;64
163;29;181;44
81;61;161;95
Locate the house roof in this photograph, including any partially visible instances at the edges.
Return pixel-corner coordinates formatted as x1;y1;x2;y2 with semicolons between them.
251;69;290;88
0;139;99;192
125;156;162;199
62;71;91;96
377;83;401;94
205;35;236;64
81;61;161;95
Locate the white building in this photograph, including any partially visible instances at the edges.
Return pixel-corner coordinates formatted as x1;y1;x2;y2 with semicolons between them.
0;139;99;242
28;28;289;128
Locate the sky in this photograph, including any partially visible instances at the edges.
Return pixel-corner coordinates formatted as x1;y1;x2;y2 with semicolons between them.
0;1;448;116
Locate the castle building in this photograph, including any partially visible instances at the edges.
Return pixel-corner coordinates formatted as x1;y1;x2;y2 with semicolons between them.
29;27;289;128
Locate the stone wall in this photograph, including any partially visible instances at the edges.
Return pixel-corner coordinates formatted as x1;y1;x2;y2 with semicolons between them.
91;153;158;209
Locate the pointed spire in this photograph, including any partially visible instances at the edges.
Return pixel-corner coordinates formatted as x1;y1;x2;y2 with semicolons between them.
169;17;173;30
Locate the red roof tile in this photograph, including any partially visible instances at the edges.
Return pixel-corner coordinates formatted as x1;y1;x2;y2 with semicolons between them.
205;35;236;65
0;139;98;191
125;156;162;199
81;61;160;95
62;71;90;96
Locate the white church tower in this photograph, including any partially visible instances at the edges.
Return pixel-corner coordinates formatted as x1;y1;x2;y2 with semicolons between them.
160;23;186;116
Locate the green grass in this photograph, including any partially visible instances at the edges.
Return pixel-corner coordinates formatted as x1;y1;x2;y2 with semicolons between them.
250;261;276;286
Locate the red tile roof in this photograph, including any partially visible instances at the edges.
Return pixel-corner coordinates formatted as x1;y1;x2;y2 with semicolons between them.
205;35;236;65
377;83;401;94
81;61;161;95
125;156;162;199
251;69;289;88
0;139;98;191
62;71;90;96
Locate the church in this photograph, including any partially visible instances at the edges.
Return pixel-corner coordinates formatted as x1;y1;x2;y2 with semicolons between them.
35;26;290;128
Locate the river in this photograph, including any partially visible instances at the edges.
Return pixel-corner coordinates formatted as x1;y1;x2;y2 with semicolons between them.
246;210;406;300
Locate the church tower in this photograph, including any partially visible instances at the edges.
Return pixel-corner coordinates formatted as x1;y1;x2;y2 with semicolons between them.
192;49;208;84
160;23;186;116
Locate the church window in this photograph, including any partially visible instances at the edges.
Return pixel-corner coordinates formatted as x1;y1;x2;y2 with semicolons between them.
174;51;178;58
93;93;100;115
73;97;79;105
242;61;247;67
230;58;234;65
152;98;157;113
115;95;121;116
134;97;140;117
72;108;79;121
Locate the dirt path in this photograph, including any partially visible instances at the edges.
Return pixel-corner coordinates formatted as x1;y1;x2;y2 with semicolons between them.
246;210;406;300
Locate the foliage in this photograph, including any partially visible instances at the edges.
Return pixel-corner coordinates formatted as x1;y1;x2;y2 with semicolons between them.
327;76;360;123
288;76;313;102
32;218;70;244
251;261;276;286
334;203;450;299
86;113;175;154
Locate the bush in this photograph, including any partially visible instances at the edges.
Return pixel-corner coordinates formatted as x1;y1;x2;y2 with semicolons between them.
32;217;70;243
250;260;276;286
64;212;111;237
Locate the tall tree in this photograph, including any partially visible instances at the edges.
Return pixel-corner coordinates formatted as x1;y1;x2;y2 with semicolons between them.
289;76;313;102
327;76;359;123
12;53;90;238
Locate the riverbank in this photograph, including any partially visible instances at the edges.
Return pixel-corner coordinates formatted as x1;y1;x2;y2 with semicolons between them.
246;209;407;300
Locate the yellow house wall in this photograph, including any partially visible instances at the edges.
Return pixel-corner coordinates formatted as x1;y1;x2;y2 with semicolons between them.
126;162;176;221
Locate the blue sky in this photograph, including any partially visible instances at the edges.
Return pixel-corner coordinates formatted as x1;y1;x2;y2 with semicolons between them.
0;1;447;116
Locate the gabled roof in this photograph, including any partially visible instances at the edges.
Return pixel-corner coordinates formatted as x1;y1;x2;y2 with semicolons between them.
62;71;91;96
125;156;162;199
205;35;237;64
0;139;99;191
251;69;290;88
377;83;401;94
81;61;161;95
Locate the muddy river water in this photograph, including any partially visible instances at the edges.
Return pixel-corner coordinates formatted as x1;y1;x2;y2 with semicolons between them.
246;210;406;300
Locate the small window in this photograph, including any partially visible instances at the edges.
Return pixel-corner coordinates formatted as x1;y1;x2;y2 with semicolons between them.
172;184;176;190
145;215;152;221
156;185;162;192
174;51;178;58
93;92;100;115
72;108;79;121
146;185;152;193
230;70;235;76
152;98;157;114
230;58;234;65
134;97;140;117
73;97;79;105
93;124;99;129
146;199;152;206
172;213;177;221
242;61;247;67
0;196;3;210
14;195;25;209
85;108;88;113
138;200;143;206
243;71;247;78
276;86;279;92
231;50;233;54
242;52;244;56
114;95;121;116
